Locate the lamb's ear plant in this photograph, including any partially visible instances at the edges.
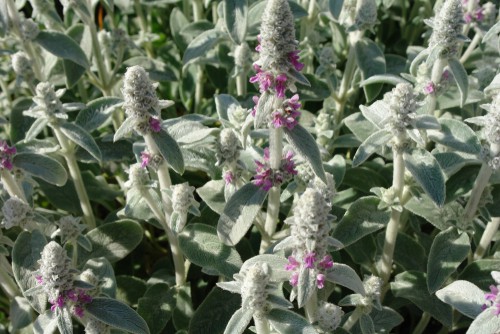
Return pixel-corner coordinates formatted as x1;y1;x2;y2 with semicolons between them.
3;0;500;333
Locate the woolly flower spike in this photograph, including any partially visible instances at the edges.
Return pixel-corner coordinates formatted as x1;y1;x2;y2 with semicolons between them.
37;241;76;303
51;216;86;244
85;318;111;334
278;188;337;292
354;0;378;31
20;18;40;41
483;271;500;316
386;83;417;136
240;263;271;313
1;196;32;230
216;128;241;166
271;94;301;130
462;0;484;23
254;148;297;191
0;141;16;171
467;94;500;145
309;172;337;205
122;65;160;118
360;275;383;310
24;82;67;120
428;0;464;58
124;163;153;189
168;182;200;233
317;302;344;333
11;51;33;78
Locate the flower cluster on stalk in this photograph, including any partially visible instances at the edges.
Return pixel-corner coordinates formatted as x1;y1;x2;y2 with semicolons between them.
428;0;464;59
253;148;297;191
35;241;92;318
249;0;306;130
462;0;484;24
1;196;32;230
0;141;16;171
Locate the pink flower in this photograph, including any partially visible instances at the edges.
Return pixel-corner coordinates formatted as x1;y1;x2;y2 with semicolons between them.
149;117;162;132
290;272;299;286
249;65;273;92
78;291;93;304
464;12;473;23
289;51;304;72
140;151;151;168
423;82;435;95
275;74;288;98
224;171;234;185
475;8;484;21
318;255;334;270
317;274;326;289
73;305;84;318
486;285;499;301
285;256;300;271
255;35;262;52
271;94;301;130
50;295;66;311
253;148;296;191
35;275;43;285
66;290;78;302
304;252;316;269
0;140;16;170
250;96;259;117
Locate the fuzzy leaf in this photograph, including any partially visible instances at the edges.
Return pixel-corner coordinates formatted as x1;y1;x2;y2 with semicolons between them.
182;29;225;69
427;118;481;155
151;129;185;174
224;0;248;44
436;280;485;319
284;124;326;183
448;57;468;107
217;183;268;246
427;227;470;293
25;117;49;142
355;38;386;102
403;148;445;207
33;311;58;334
223;308;253;334
56;307;73;334
297;266;317;308
75;97;123;132
240;254;289;282
326;263;366;295
197;180;226;214
360;313;375;334
467;306;500;333
352;129;392;167
267;308;317;334
179;223;243;278
86;297;150;334
35;31;89;68
13;153;68;186
215;94;240;122
137;284;176;334
59;122;101;161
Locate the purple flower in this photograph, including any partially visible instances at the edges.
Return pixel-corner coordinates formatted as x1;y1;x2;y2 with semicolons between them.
464;12;473;23
304;252;317;269
423;82;435;95
486;285;499;301
285;256;300;271
73;305;84;318
255;35;262;52
66;290;78;302
288;51;304;72
317;273;325;289
251;95;259;117
35;275;43;285
149;117;162;132
275;74;288;98
271;94;301;130
290;272;299;287
282;151;297;176
318;255;334;270
50;295;66;311
78;291;93;304
224;171;234;185
253;148;296;191
0;141;16;170
475;8;484;21
249;65;274;92
140;151;151;168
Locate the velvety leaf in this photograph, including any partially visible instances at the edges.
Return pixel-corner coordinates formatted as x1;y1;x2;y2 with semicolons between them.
241;254;289;282
333;197;390;247
394;232;426;271
360;74;407;87
404;148;445;207
33;311;57;334
352;129;392;167
404;195;458;230
86;297;150;334
217;183;268;246
427;227;470;293
284;124;326;183
83;258;116;298
267;308;317;334
467;306;500;334
297;265;316;308
344;112;379;142
116;276;147;306
370;307;404;333
391;271;452;327
197;180;226;214
10;297;33;332
214;94;240;122
360;313;375;334
326;263;366;295
427;119;481;155
75;97;123;132
35;31;89;68
448;57;468;107
179;223;243;278
223;308;252;334
436;280;485;319
151;129;185;174
56;307;73;334
59;122;102;161
137;284;176;334
459;259;500;290
182;29;225;69
355;38;386;102
78;220;143;265
13;153;68;186
189;288;242;334
223;0;247;44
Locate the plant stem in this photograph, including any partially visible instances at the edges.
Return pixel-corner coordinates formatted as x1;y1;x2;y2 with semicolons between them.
192;0;203;21
460;33;481;64
0;255;20;298
463;163;492;221
342;307;363;331
412;312;431;334
474;217;500;260
0;169;27;202
427;57;447;116
52;127;96;229
379;148;405;289
88;22;110;93
144;134;186;286
134;0;154;58
260;127;283;253
236;72;247;96
254;314;270;334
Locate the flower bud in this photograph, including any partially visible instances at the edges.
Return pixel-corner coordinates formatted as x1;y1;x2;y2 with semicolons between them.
355;0;378;30
20;18;40;40
85;318;110;334
122;66;160;119
11;51;33;78
216;129;241;165
1;196;32;229
429;0;464;59
317;302;344;332
171;182;196;214
241;263;270;313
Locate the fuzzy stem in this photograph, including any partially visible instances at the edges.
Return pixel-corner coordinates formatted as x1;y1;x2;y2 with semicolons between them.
52;127;96;229
254;314;270;334
194;69;204;113
144;134;185;286
192;0;203;21
0;256;19;298
304;290;318;323
260;127;283;253
463;163;492;221
236;72;247;96
0;169;27;202
379;148;405;288
460;33;481;64
88;22;110;93
342;306;363;331
474;217;500;260
412;312;431;334
134;0;154;58
427;58;447;116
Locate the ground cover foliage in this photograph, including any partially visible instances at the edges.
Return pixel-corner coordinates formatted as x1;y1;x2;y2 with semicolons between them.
0;0;500;333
